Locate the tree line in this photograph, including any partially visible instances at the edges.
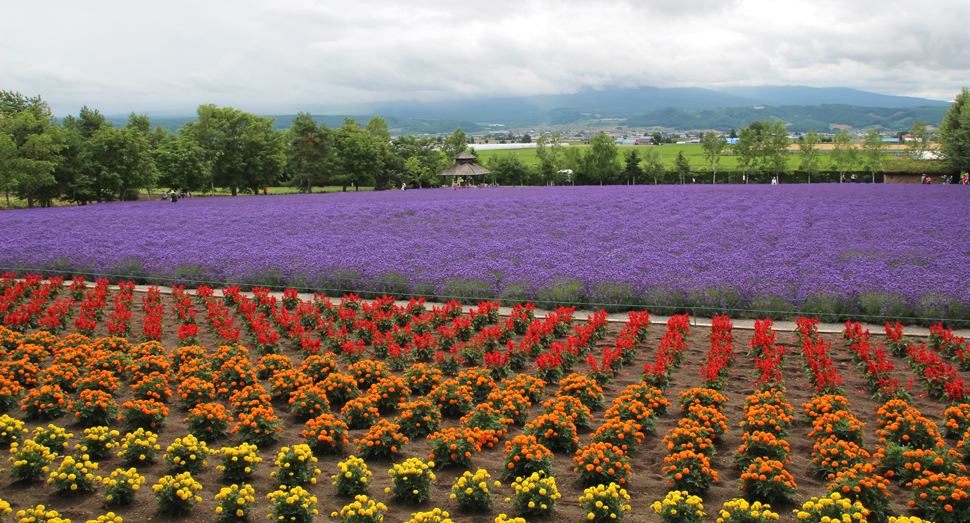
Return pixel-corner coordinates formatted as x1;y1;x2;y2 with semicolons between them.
0;93;471;208
2;88;968;207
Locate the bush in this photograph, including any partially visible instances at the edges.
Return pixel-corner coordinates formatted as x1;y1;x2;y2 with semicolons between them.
80;426;120;459
716;498;781;523
450;468;500;511
906;472;970;523
503;434;553;480
184;402;232;442
230;406;283;447
8;439;57;482
30;424;72;454
330;494;384;523
98;467;146;505
20;384;68;420
117;428;160;465
557;374;604;411
579;482;631;523
739;457;797;503
651;490;706;523
387;457;435;504
506;472;561;517
216;442;262;482
0;414;27;448
302;413;350;455
573;442;632;487
46;454;97;493
152;472;203;515
163;434;210;474
396;399;442;438
213;483;256;523
332;455;371;496
354;419;408;460
794;492;871;523
118;399;168;432
271;444;320;488
663;449;718;494
69;390;119;427
523;411;579;452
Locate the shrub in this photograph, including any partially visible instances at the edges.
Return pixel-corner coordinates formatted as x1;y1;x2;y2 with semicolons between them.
807;412;865;446
716;498;781;523
47;454;98;493
214;483;256;523
811;436;871;476
395;399;442;438
387;457;436;504
591;417;646;454
503;434;554;480
302;413;350;455
404;363;442;396
685;404;729;440
488;390;532;425
8;439;57;482
288;383;331;420
825;462;892;519
330;494;383;523
579;482;632;523
131;372;172;402
12;505;68;523
216;442;262;482
30;424;72;454
451;468;500;511
664;420;716;457
739;457;797;503
348;360;390;390
152;472;203;515
543;395;592;428
403;508;452;523
354;419;408;460
163;434;210;474
734;431;791;468
0;414;27;448
98;467;146;505
270;444;320;488
367;375;410;413
679;387;729;411
651;490;706;523
117;428;160;465
557;374;604;411
427;427;489;468
341;394;382;430
427;380;473;418
231;406;283;447
175;377;216;410
184;402;232;442
69;389;119;427
80;426;120;459
906;472;970;523
523;411;579;452
332;455;371;496
118;399;168;432
573;441;632;487
20;384;68;420
502;374;545;403
663;449;718;494
507;472;561;517
794;492;871;523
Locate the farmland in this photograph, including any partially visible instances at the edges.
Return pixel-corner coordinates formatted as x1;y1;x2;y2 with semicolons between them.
1;185;968;322
1;276;969;523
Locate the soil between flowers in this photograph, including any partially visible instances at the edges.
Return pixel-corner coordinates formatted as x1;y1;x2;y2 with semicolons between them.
1;293;967;523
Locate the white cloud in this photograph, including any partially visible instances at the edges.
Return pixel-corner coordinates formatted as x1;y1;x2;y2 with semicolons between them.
0;0;966;116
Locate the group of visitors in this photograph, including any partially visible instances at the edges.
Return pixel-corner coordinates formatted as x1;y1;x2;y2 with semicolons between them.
161;190;191;202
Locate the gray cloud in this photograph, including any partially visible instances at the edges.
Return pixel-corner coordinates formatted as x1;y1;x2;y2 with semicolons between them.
1;0;966;116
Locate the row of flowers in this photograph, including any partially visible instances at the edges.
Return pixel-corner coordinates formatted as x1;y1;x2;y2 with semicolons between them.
885;322;967;403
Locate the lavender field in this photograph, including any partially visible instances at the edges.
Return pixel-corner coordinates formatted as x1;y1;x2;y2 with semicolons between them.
2;185;969;320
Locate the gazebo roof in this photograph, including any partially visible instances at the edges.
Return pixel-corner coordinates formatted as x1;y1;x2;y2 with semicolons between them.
438;162;491;177
437;150;490;177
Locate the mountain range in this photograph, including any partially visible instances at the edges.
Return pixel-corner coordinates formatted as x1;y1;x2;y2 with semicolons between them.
103;85;954;134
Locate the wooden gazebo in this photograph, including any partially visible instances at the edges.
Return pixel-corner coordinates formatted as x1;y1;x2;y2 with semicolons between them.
437;152;491;183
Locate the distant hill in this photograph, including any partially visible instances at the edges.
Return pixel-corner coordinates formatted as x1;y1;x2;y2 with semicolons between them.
369;85;950;125
621;104;949;133
103;114;481;135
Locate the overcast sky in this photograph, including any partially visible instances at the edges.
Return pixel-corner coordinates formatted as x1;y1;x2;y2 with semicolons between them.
2;0;967;116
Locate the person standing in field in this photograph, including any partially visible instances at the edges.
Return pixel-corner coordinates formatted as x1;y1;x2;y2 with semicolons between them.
453;180;458;190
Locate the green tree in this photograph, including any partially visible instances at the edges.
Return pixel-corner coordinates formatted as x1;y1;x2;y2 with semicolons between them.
392;135;441;188
641;148;665;184
733;127;758;183
829;129;857;182
651;132;663;145
860;128;885;182
285;112;333;192
364;116;400;191
0;92;65;207
335;119;380;191
441;127;468;163
938;87;970;175
86;126;155;201
674;150;690;184
487;153;529;186
154;132;207;193
798;130;821;183
181;105;285;195
701;132;728;183
581;132;621;184
906;119;932;164
0;132;16;208
535;131;563;184
623;149;642;184
761;121;790;182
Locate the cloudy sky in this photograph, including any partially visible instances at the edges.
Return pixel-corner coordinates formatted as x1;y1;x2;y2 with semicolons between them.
2;0;967;116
